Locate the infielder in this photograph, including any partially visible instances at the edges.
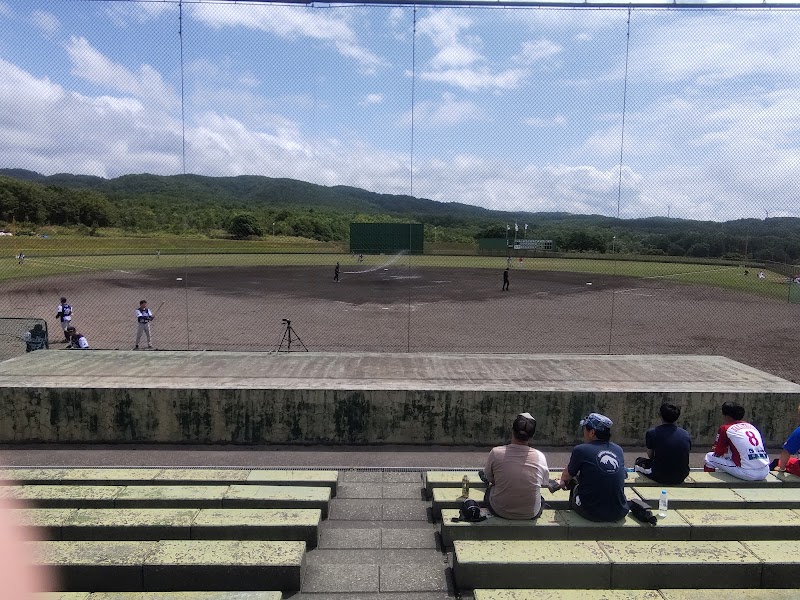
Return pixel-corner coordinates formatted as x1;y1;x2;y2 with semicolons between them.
135;300;154;349
56;297;73;341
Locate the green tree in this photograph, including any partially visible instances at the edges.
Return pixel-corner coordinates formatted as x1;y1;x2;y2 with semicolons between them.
228;213;263;239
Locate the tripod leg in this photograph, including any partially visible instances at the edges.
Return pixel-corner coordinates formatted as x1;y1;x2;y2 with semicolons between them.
277;326;290;352
288;326;308;351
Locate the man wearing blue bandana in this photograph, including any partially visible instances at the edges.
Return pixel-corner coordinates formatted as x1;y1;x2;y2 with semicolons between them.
555;412;628;522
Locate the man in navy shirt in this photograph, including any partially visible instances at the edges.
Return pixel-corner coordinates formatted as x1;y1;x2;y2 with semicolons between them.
634;403;692;485
555;412;628;522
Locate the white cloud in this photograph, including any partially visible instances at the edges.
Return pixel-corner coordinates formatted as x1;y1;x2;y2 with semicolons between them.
399;93;481;126
190;4;384;70
514;39;562;65
361;93;384;105
417;67;528;91
66;37;177;109
525;114;567;127
104;2;174;26
31;10;60;34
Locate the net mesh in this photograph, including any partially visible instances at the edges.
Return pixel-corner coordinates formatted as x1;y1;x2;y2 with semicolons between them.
0;2;798;382
0;317;49;361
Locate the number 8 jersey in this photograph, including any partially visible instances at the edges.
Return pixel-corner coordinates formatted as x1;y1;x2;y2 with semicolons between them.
712;421;769;468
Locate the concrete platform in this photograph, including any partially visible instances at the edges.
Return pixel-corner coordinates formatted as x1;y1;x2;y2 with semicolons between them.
0;351;798;445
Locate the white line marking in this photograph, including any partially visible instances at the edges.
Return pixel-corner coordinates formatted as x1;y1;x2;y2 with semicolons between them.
643;266;739;279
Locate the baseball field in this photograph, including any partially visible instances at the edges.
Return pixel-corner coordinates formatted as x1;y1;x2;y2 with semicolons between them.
0;246;797;383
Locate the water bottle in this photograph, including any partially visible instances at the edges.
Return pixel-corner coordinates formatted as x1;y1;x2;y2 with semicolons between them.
461;475;470;498
658;490;668;518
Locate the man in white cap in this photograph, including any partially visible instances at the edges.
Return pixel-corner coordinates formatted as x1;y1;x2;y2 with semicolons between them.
480;412;549;519
554;412;628;522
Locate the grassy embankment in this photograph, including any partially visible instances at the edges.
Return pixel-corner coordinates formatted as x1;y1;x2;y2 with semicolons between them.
0;236;792;300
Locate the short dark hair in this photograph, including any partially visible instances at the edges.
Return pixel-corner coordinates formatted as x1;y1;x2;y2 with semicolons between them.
660;403;681;423
140;300;147;305
593;428;612;441
721;401;745;421
512;414;536;441
60;297;67;302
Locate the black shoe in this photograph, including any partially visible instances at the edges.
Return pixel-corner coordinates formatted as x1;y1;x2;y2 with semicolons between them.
769;458;780;471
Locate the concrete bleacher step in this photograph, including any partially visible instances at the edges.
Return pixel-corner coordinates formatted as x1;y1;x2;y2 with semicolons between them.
15;508;322;547
1;469;338;495
440;508;800;547
424;470;798;498
473;590;800;600
40;594;282;599
453;539;799;590
32;540;306;592
632;486;800;509
431;486;571;518
0;484;331;517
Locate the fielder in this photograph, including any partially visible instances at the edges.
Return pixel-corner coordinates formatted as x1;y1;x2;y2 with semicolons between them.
134;300;154;349
56;297;73;342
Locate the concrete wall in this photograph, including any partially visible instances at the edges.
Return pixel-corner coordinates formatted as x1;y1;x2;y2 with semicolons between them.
0;386;797;446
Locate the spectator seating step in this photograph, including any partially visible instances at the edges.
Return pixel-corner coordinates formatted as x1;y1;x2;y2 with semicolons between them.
32;540;306;592
473;590;799;600
39;593;282;599
1;469;339;495
15;508;321;547
453;539;798;590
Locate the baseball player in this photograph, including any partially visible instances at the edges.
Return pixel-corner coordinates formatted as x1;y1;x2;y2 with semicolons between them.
65;326;89;349
334;262;340;282
135;300;154;349
704;401;770;481
56;297;73;341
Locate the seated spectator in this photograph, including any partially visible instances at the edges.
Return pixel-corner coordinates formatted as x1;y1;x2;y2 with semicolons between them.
65;326;89;350
634;403;691;485
704;401;769;481
481;412;549;519
770;404;800;476
555;413;628;522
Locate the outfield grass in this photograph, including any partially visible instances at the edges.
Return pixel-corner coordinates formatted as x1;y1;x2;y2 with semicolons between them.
0;240;793;300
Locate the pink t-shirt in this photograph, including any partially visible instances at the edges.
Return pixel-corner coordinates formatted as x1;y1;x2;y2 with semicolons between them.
484;444;550;519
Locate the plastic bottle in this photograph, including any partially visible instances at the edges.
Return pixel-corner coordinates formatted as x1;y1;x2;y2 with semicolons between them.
658;490;668;518
461;475;470;498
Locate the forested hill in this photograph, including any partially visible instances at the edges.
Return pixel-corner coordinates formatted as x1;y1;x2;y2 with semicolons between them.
1;169;799;262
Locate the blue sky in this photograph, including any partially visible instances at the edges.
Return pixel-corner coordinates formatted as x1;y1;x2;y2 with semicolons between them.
1;0;800;221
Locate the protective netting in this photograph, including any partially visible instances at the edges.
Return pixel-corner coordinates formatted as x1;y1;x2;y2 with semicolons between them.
0;1;798;381
0;317;49;361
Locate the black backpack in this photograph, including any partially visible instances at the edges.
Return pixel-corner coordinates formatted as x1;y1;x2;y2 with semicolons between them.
451;498;486;523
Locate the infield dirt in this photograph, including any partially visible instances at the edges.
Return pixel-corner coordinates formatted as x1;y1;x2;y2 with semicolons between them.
0;264;796;382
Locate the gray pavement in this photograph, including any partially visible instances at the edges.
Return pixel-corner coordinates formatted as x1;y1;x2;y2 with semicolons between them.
2;351;797;392
0;445;714;469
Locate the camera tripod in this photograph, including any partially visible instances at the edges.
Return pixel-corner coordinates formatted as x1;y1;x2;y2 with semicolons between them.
276;319;308;352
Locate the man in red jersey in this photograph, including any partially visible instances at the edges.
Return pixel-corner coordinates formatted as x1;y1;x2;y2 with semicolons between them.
704;401;770;481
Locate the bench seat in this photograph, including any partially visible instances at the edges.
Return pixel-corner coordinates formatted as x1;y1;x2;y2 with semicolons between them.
1;485;331;517
39;594;282;600
1;469;338;495
473;590;799;600
453;539;792;590
31;540;305;592
15;508;321;547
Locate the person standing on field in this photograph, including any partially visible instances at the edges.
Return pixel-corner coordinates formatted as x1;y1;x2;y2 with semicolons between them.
135;300;154;349
334;262;340;282
502;268;510;291
56;297;73;342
